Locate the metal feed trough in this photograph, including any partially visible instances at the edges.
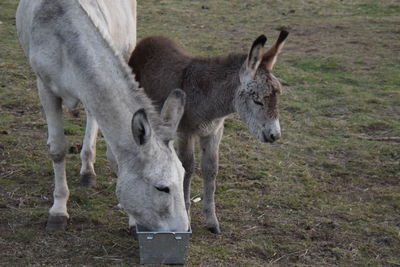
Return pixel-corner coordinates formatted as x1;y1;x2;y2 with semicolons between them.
136;226;192;264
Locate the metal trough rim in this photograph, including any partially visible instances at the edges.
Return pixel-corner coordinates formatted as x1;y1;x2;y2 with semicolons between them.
136;225;192;235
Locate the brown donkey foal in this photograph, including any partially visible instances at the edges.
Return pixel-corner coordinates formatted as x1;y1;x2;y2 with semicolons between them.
128;31;288;233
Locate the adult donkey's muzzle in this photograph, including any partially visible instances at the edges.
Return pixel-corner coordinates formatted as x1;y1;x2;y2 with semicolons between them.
262;119;281;143
262;129;281;143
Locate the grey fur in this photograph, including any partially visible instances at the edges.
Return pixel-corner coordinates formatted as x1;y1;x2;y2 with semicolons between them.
16;0;189;232
126;34;288;233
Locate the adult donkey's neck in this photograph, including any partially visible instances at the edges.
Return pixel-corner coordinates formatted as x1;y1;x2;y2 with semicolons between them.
61;1;156;161
183;53;247;121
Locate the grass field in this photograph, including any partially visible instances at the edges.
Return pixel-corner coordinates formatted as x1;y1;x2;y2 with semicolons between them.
1;0;399;266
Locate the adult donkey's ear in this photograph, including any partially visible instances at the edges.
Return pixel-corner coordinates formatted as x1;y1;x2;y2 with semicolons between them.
263;30;289;71
160;89;186;134
132;108;152;146
245;35;267;76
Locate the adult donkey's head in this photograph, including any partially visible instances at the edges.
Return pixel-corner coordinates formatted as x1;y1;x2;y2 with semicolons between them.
235;31;288;143
117;89;189;232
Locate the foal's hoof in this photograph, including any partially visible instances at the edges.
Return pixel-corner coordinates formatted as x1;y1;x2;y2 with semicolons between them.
80;173;97;187
46;215;68;231
207;225;221;234
130;226;138;240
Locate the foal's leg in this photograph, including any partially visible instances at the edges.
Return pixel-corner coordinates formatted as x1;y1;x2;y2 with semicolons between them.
199;123;224;234
106;143;118;175
178;134;195;213
80;111;98;187
37;79;69;231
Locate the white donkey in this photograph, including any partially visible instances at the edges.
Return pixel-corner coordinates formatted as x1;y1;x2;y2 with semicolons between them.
16;0;189;232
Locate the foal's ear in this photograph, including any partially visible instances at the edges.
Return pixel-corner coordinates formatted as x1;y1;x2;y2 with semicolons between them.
160;89;186;133
263;30;289;71
132;109;152;146
245;35;267;75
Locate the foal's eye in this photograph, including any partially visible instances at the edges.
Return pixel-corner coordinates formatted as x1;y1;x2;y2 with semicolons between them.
155;186;170;194
253;99;264;106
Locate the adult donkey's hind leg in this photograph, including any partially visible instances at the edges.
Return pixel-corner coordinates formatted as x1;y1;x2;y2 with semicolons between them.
200;121;224;234
37;79;70;231
80;111;98;187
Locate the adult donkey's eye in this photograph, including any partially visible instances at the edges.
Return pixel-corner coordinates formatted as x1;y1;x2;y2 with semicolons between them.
253;99;264;106
155;186;170;194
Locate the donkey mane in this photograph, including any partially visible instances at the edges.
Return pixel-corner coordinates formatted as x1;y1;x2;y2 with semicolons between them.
191;53;246;71
183;53;246;94
76;0;165;133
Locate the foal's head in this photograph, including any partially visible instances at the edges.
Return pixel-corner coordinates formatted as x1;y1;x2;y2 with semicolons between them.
235;31;288;143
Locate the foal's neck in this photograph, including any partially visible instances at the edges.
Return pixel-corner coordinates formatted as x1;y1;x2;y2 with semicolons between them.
187;53;246;120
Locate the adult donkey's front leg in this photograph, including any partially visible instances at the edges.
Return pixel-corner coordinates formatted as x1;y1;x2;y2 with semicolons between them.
199;121;224;234
38;79;70;231
80;111;98;187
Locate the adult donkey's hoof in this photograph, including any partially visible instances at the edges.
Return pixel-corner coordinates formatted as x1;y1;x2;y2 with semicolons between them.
80;173;97;187
207;225;221;234
46;215;68;231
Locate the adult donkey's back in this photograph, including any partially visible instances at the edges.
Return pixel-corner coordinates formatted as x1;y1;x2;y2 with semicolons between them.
129;32;288;233
16;0;189;232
